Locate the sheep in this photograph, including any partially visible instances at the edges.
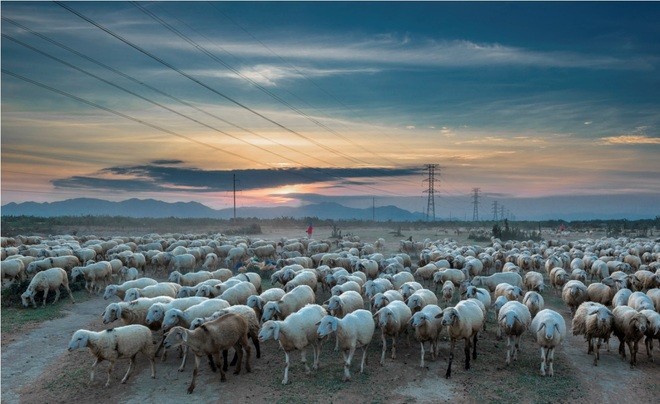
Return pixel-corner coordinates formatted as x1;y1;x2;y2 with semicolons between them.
572;302;613;366
123;282;182;302
103;278;158;301
370;290;405;313
246;288;287;321
169;253;197;274
463;286;492;316
363;278;394;300
162;299;231;332
327;291;364;318
258;304;327;384
383;271;415;290
67;324;157;387
406;288;439;313
409;304;443;367
233;272;263;294
1;259;26;283
494;283;524;302
586;282;617;306
210;268;233;282
168;270;213;287
524;271;545;293
102;297;174;327
219;281;257;306
523;291;545;319
283;270;317;293
163;313;251;394
261;285;316;322
590;259;609;282
119;266;139;282
330;280;362;297
436;299;484;378
612;288;633;308
374;300;412;365
48;255;81;272
639;309;660;362
470;272;523;293
463;258;484;278
530;309;566;376
648;288;660;312
201;253;219;271
26;258;53;275
632;270;660;290
209;304;263;365
561;280;588;316
570;268;588;284
432;268;465;292
71;262;113;295
399;281;423;300
549;267;569;294
627;291;655;312
146;297;209;328
21;267;75;308
316;309;375;382
413;263;438;287
612;305;649;367
441;281;455;306
498;300;532;365
199;279;242;298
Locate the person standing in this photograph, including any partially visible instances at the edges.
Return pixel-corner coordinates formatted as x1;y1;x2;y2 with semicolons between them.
306;223;313;238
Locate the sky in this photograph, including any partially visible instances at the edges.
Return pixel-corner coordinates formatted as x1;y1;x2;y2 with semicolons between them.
1;1;659;220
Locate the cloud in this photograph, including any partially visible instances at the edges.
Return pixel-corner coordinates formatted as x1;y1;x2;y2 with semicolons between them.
51;164;421;193
600;135;660;145
191;65;381;86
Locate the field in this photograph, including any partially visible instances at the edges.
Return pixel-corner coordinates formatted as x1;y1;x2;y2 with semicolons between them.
1;223;659;403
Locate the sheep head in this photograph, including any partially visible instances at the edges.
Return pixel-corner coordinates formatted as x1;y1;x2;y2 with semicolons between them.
316;316;338;337
68;330;90;351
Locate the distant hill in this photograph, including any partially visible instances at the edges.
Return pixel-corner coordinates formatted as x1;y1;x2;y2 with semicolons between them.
1;198;427;221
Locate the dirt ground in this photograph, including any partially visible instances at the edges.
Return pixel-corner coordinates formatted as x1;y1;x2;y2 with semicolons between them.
2;225;659;403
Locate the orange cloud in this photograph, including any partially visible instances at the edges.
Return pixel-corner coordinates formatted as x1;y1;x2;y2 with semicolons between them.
600;135;660;145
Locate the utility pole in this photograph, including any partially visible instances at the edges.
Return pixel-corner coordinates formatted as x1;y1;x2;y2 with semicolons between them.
492;200;499;221
423;164;439;221
233;173;237;220
471;187;481;221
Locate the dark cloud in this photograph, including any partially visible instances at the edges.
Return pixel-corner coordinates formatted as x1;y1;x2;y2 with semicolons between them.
52;165;420;193
150;159;184;165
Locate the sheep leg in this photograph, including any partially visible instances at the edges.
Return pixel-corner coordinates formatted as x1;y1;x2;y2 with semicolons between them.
593;338;601;366
312;342;320;370
548;347;555;377
464;337;471;370
420;342;426;368
178;346;188;372
645;336;653;362
251;334;261;359
222;349;229;371
42;288;49;307
513;335;520;362
359;345;368;374
391;335;398;359
301;348;310;374
282;351;290;385
380;332;387;365
188;355;200;394
242;337;252;373
628;340;637;367
446;339;455;379
105;360;115;387
540;347;546;376
617;335;626;359
472;333;478;360
66;284;75;304
90;358;101;382
53;288;61;304
506;335;512;365
232;342;244;375
121;355;135;384
207;354;217;372
343;346;356;382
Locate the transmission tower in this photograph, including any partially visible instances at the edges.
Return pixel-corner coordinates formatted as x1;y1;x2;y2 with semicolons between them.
500;205;505;220
423;164;439;221
471;188;481;221
492;200;499;221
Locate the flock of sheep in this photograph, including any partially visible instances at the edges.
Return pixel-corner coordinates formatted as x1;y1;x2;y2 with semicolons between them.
1;231;659;395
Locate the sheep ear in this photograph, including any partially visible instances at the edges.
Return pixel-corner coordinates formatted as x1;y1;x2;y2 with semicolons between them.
554;323;560;333
331;318;338;332
273;323;280;340
434;313;443;319
539;323;546;330
181;330;188;343
373;310;381;319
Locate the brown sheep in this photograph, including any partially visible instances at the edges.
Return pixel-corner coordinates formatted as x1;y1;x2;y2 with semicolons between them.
612;306;649;367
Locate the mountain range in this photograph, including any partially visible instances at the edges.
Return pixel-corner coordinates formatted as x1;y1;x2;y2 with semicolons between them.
1;198;428;221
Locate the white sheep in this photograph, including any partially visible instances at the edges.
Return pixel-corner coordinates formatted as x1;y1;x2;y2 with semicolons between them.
21;267;75;308
406;288;439;313
200;279;243;298
1;258;26;283
570;268;588;284
522;291;545;319
316;309;375;382
441;280;455;306
524;271;545;293
612;288;633;308
210;268;233;282
67;324;157;387
330;280;362;297
71;262;113;295
612;305;649;367
497;300;532;365
162;299;231;332
103;278;158;301
374;300;412;365
436;299;484;378
261;285;315;322
530;309;566;376
494;283;524;302
363;278;394;300
246;288;287;321
639;309;660;362
370;290;405;313
409;304;443;367
145;297;209;328
219;281;257;306
561;280;588;316
586;282;617;306
169;253;197;274
283;270;318;293
549;268;569;294
102;297;174;328
119;266;139;282
123;282;182;301
413;263;438;287
327;291;364;318
258;304;327;384
383;271;415;290
572;301;613;366
627;291;655;312
463;286;492;318
470;272;523;293
168;270;213;287
432;268;465;292
647;288;660;312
